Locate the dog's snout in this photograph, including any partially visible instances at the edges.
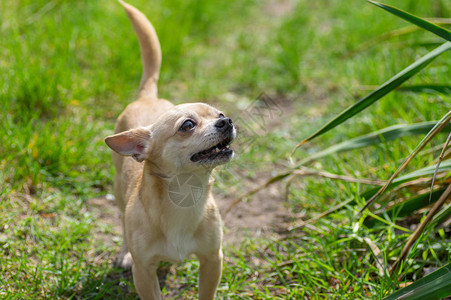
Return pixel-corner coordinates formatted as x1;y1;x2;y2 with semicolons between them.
215;117;233;132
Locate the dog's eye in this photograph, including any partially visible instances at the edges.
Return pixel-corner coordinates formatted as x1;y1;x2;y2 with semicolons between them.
180;120;196;132
218;113;225;118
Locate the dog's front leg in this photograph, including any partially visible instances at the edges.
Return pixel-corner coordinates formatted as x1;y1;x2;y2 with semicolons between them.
132;262;161;300
197;250;223;300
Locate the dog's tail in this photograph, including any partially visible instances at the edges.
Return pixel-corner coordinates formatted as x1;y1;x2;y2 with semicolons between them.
119;0;161;99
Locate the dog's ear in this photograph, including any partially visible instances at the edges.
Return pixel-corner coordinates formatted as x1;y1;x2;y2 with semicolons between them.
105;127;151;162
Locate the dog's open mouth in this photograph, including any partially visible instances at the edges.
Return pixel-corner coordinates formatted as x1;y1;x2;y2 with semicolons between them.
191;137;233;163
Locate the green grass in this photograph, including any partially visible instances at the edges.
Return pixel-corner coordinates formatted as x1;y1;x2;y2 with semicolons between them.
1;0;450;299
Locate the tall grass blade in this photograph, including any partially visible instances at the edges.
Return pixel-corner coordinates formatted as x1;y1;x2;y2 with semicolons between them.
398;84;451;94
293;168;384;185
300;122;451;165
428;132;451;203
344;18;451;58
343;26;418;58
290;161;451;230
395;160;451;181
386;188;447;218
228;165;386;216
431;203;451;227
384;263;451;300
364;188;446;227
291;41;451;154
368;1;451;41
360;111;451;212
390;185;451;274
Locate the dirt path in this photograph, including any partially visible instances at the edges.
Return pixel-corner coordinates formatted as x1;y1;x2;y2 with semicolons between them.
217;181;293;245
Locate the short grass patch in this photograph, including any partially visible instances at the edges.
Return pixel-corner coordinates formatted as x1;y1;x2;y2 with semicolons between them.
1;0;449;299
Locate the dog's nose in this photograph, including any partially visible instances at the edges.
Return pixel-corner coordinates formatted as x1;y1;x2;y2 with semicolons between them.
215;117;233;132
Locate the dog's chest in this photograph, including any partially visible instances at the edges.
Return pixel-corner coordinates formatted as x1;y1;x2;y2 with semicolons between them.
138;205;203;263
163;209;202;259
164;231;197;262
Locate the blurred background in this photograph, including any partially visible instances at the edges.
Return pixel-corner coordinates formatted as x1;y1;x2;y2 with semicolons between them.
0;0;449;298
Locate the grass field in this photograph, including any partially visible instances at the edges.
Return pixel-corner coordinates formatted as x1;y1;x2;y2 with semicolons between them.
1;0;450;299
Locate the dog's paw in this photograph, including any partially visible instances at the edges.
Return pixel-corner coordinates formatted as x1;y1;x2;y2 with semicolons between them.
116;252;133;269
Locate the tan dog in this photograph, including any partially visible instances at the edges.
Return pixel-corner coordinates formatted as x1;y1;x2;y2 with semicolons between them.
104;1;235;299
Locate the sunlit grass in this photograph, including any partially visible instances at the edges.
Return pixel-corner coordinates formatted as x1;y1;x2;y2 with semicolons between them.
0;0;449;298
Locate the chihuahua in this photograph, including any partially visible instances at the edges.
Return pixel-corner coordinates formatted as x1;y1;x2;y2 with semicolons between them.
104;1;235;299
